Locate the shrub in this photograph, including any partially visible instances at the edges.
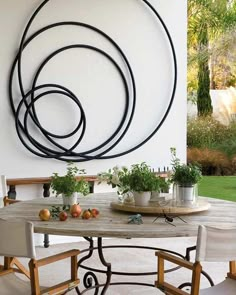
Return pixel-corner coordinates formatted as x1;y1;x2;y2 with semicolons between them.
231;156;236;172
187;116;228;148
212;139;236;159
187;148;232;175
212;121;236;159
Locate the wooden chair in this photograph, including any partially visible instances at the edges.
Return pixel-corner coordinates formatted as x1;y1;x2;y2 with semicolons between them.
156;225;236;295
3;196;20;206
0;219;80;295
1;175;19;207
1;175;51;248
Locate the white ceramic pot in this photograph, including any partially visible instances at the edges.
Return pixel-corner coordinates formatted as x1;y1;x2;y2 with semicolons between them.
62;192;78;206
133;191;151;207
150;191;161;202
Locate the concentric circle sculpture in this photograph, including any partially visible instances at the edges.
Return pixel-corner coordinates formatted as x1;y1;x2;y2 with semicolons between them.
9;0;177;162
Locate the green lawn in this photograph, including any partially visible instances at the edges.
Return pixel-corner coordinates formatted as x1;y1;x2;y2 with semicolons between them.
198;176;236;202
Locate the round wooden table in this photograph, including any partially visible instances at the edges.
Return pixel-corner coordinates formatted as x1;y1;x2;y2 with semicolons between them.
1;193;236;294
1;193;236;238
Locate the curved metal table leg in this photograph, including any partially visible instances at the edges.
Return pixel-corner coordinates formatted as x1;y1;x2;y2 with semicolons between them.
76;240;215;294
76;237;111;294
97;237;112;294
75;237;190;294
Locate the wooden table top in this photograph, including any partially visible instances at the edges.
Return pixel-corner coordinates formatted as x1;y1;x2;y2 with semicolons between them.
0;193;236;239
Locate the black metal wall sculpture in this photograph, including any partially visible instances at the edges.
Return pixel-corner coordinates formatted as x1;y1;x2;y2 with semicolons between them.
9;0;177;162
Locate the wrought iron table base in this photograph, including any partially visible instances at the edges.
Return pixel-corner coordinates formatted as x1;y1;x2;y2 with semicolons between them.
75;237;214;294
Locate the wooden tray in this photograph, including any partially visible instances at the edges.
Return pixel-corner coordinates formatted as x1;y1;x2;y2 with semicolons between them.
110;200;210;215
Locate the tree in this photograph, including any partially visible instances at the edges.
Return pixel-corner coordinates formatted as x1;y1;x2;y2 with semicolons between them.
197;22;212;116
188;0;236;116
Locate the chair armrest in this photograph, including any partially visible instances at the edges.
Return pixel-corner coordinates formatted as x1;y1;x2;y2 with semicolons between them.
228;261;236;279
29;249;80;295
36;249;80;267
156;282;190;295
156;251;194;270
228;273;236;280
3;196;20;206
156;251;202;295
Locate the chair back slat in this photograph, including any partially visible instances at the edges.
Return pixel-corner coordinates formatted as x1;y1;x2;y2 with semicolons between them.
0;220;36;258
0;175;7;207
196;225;236;262
1;175;7;197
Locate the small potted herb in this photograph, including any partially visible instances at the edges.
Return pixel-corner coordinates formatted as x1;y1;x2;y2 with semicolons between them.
98;162;162;206
127;162;160;206
51;162;90;206
150;176;171;201
98;166;133;203
98;166;130;195
170;148;202;204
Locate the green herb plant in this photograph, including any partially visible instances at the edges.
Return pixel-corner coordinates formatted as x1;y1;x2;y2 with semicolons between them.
126;162;161;192
170;147;202;185
50;205;69;219
97;166;130;195
51;162;90;197
98;163;165;194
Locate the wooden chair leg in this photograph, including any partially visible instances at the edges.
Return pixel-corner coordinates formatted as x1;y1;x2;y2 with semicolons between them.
228;261;236;279
29;259;40;295
191;262;202;295
157;254;165;287
71;254;78;281
11;258;30;278
4;257;13;270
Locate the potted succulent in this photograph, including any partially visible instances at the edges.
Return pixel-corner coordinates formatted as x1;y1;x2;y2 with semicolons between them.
51;162;90;206
170;148;202;204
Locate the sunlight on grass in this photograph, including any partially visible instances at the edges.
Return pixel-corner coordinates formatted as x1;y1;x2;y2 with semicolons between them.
198;176;236;202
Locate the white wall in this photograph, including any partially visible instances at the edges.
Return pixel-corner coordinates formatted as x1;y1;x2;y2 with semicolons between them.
0;0;187;244
188;88;236;125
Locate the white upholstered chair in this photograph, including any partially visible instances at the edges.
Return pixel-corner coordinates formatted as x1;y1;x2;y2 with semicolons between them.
156;225;236;295
0;219;80;294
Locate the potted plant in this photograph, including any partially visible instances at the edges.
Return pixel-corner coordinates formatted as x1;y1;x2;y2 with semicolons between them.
170;148;202;204
98;163;162;205
150;176;171;201
51;162;90;206
98;166;132;203
127;162;161;206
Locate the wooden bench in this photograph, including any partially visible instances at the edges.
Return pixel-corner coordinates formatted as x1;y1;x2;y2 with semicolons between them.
6;176;97;198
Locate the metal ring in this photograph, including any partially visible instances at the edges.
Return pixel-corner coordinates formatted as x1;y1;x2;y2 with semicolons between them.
9;0;177;161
